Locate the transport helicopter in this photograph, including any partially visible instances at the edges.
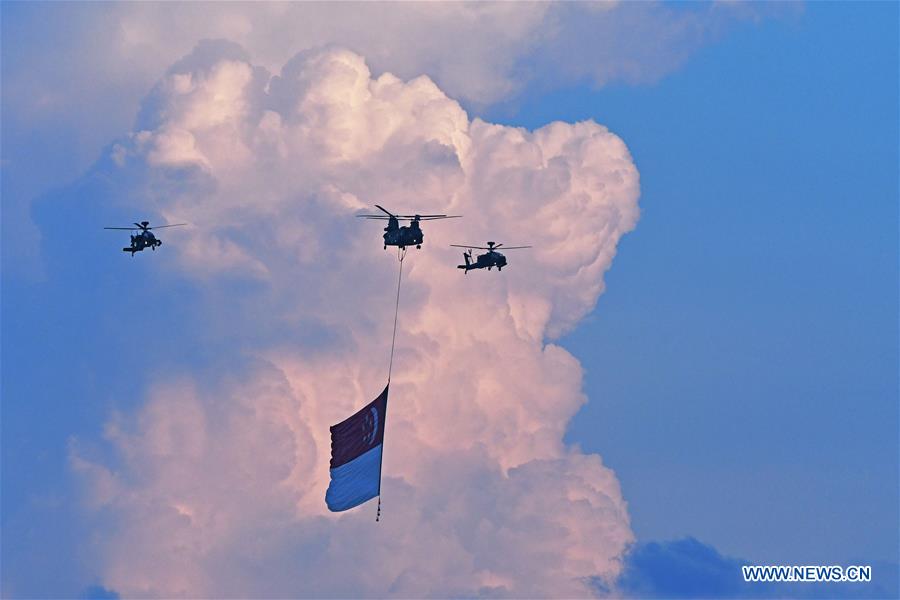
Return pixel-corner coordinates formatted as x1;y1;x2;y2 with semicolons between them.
104;220;186;256
357;205;459;250
451;241;531;273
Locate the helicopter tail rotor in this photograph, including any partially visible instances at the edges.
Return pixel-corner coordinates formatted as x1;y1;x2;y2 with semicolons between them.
456;249;473;273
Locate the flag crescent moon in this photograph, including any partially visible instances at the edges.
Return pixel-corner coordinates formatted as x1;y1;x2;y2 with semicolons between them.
366;406;379;445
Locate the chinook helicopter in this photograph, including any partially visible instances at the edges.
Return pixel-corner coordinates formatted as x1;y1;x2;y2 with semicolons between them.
357;205;459;250
104;221;186;256
451;241;531;273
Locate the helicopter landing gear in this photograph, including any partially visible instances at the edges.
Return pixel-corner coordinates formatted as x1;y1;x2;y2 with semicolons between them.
416;244;421;249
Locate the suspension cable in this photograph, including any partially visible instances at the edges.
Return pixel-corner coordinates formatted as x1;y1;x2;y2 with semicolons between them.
387;246;407;383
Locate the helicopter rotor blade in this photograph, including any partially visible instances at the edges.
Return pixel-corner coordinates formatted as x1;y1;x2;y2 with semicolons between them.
104;227;138;230
450;244;491;250
395;213;455;218
359;215;461;221
147;223;188;230
450;243;532;250
374;204;396;218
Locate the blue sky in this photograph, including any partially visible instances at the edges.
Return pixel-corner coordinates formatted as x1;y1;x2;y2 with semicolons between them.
2;2;898;598
491;1;899;568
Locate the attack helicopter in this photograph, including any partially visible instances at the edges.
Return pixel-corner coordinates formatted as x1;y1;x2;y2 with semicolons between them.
104;221;186;256
357;205;459;250
451;241;531;273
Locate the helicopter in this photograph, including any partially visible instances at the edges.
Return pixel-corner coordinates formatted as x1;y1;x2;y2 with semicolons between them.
104;221;186;256
357;205;460;250
451;241;531;273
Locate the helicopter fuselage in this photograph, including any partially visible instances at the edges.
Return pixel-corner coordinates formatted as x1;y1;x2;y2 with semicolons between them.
124;230;162;255
458;249;507;272
383;218;424;250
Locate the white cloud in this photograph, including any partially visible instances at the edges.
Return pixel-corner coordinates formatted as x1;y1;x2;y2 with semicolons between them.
68;44;640;597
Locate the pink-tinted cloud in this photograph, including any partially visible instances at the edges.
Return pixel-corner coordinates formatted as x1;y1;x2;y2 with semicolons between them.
4;2;792;277
71;44;640;597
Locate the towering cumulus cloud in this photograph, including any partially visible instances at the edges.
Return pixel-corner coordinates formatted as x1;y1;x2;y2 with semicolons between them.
69;42;640;597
